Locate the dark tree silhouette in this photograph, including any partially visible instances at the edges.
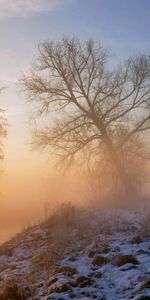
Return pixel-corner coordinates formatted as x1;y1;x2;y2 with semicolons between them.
21;38;150;200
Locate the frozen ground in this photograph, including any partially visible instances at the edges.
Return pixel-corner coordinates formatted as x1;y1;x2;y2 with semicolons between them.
0;208;150;299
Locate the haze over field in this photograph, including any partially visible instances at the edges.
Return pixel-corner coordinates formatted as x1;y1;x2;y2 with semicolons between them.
0;0;150;243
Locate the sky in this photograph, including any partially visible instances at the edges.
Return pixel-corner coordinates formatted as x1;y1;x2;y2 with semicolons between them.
0;0;150;241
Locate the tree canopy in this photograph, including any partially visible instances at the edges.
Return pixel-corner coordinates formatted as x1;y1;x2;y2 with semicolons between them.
21;38;150;199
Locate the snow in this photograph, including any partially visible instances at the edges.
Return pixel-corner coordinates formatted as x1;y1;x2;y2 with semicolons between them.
0;209;150;299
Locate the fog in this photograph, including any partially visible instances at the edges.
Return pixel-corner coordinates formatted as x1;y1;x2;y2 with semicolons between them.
1;155;150;244
0;162;88;244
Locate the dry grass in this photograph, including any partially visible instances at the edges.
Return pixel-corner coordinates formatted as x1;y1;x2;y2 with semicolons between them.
0;277;32;300
40;202;98;268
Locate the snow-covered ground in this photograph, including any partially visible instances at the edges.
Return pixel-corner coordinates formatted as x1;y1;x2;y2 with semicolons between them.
0;208;150;299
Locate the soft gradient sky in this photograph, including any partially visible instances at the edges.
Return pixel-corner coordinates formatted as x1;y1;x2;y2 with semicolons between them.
0;0;150;241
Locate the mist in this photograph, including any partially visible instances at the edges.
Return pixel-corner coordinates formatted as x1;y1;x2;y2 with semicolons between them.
0;3;150;299
0;163;88;243
0;157;150;244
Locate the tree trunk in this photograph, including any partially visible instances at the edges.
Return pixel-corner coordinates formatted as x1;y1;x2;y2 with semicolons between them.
103;135;139;206
92;113;138;205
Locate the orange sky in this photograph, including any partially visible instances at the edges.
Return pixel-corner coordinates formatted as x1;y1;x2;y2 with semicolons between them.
0;85;61;242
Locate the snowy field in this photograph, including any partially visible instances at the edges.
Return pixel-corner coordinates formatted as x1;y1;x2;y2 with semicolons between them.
0;208;150;299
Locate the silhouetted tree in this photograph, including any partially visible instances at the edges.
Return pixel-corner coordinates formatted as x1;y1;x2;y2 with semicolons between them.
21;38;150;200
0;88;7;160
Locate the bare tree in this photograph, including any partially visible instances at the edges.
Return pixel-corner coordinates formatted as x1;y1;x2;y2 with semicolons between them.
21;38;150;200
0;88;7;161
